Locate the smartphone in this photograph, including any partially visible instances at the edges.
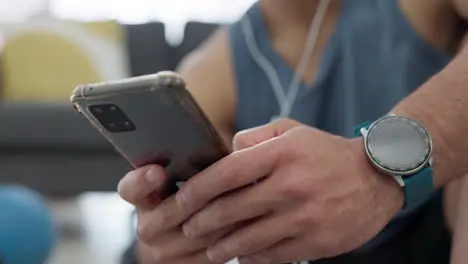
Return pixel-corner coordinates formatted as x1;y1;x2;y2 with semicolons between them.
71;71;229;196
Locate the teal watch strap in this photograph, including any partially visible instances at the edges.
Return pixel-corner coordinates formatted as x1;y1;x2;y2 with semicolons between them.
353;121;372;136
354;121;435;211
403;166;435;211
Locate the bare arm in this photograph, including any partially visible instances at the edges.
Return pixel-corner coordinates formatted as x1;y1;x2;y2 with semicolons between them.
390;0;468;188
176;28;237;147
392;43;468;188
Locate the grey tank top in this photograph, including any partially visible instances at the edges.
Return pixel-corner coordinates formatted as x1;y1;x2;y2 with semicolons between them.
228;0;452;255
230;0;450;135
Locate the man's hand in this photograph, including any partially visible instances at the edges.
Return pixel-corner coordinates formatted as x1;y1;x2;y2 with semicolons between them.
175;119;404;264
118;165;227;264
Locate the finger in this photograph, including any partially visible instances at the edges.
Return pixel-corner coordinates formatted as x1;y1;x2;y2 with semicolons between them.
205;214;293;263
176;139;283;213
148;225;238;261
233;118;301;151
118;165;167;207
137;242;157;264
155;250;222;264
137;195;193;242
149;229;204;259
183;180;277;239
238;238;312;264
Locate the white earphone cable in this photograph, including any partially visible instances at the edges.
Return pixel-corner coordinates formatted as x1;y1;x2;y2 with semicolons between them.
241;0;331;119
280;0;331;117
241;15;287;111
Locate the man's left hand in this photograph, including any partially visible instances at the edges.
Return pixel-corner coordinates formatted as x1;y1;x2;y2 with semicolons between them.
176;118;404;264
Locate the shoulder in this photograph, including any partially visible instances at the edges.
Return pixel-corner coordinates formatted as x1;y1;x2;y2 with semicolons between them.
452;0;468;19
399;0;465;52
178;28;233;84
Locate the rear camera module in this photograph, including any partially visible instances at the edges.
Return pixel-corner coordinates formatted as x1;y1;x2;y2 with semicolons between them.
89;104;136;133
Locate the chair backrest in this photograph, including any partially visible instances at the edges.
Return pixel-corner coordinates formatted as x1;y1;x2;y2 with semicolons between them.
0;20;129;101
170;22;221;69
124;22;169;76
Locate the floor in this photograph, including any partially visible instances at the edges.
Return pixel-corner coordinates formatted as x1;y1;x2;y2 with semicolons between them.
46;192;238;264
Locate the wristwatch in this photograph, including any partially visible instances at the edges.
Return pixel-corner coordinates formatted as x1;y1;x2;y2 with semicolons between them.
354;114;436;211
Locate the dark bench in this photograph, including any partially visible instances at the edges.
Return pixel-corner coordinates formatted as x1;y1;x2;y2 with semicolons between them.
0;102;129;195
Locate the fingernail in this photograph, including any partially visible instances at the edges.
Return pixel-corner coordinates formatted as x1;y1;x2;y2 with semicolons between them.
175;191;188;209
182;224;194;238
206;248;222;263
144;167;159;183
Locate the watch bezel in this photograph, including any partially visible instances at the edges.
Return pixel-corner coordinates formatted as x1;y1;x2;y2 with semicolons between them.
364;115;433;176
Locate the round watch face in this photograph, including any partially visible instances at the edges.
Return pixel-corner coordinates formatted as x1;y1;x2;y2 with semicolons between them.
365;115;432;175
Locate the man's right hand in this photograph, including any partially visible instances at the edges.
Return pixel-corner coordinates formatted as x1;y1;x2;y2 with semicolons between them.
118;165;226;264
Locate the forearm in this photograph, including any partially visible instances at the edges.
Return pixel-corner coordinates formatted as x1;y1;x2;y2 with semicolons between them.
392;44;468;188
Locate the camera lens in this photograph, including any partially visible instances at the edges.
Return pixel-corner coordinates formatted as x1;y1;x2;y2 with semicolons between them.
88;104;136;133
90;106;104;115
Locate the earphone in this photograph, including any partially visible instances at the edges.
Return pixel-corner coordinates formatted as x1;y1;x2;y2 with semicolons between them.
241;0;331;121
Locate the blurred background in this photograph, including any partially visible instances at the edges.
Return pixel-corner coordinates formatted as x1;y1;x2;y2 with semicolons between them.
0;0;256;263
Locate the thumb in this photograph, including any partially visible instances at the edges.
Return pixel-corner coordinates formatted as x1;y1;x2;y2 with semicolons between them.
232;118;302;151
118;165;167;209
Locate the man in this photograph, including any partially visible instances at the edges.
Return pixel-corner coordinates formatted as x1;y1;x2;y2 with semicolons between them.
119;0;468;263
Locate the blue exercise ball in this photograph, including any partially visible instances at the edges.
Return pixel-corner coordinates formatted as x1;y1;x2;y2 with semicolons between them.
0;186;57;264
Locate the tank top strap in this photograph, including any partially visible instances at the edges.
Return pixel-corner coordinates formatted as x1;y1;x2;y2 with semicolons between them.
228;2;283;131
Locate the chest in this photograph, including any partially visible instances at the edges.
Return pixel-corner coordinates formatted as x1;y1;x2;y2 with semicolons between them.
236;30;450;137
234;0;452;136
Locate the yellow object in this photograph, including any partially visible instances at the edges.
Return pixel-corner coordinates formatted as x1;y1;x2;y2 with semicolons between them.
1;20;128;101
83;20;124;43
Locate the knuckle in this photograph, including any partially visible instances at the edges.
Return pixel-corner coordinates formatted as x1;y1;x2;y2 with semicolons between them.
293;208;318;233
272;118;301;129
294;214;311;231
279;180;298;199
136;226;151;243
287;125;313;141
232;131;249;146
290;124;309;132
279;178;307;201
137;216;156;243
218;155;243;184
210;200;230;226
273;117;293;126
229;150;244;162
136;224;151;243
151;248;171;263
275;139;299;163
